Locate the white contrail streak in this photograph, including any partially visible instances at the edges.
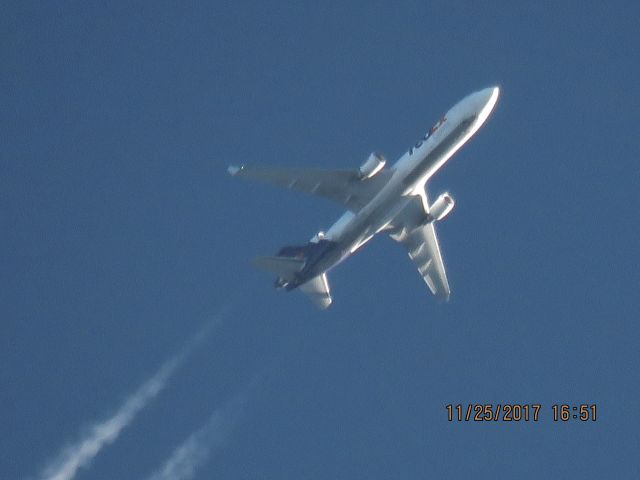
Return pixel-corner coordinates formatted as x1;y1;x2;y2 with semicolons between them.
37;317;220;480
145;393;247;480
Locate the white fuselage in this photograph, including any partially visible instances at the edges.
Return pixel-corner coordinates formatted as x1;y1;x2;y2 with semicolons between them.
312;87;500;276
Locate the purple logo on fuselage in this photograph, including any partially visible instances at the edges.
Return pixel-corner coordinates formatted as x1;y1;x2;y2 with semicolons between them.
409;116;447;156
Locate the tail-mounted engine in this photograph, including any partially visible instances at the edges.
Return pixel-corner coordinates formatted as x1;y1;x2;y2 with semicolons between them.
310;231;326;243
359;152;386;179
429;193;455;221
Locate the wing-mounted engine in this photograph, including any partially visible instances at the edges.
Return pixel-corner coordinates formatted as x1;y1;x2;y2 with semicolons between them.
429;192;454;221
358;152;386;179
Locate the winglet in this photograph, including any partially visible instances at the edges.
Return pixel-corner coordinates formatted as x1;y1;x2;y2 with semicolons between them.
227;165;243;176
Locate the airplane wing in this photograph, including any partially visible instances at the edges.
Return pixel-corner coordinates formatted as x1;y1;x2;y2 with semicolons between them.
228;165;393;211
390;196;451;300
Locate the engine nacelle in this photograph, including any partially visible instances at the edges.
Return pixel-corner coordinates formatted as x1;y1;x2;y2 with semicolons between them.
429;193;455;221
359;152;386;179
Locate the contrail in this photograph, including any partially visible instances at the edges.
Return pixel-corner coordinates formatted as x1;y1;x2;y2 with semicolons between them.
145;392;248;480
37;317;221;480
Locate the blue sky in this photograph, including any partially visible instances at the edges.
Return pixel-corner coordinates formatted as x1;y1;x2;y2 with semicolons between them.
3;2;639;479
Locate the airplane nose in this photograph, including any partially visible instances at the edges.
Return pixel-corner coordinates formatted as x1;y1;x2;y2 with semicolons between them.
475;86;500;121
478;86;500;107
459;86;500;117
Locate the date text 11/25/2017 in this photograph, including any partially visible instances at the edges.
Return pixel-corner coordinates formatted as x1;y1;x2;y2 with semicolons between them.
445;404;597;422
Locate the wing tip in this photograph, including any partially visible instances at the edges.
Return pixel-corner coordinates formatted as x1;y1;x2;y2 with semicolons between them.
438;288;451;303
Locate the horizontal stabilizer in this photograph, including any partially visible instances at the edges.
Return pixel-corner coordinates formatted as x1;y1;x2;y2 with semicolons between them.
251;256;304;281
299;273;332;309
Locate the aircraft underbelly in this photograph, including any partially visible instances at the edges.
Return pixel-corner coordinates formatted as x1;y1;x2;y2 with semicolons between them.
228;86;501;308
308;125;470;278
295;117;478;286
323;193;410;264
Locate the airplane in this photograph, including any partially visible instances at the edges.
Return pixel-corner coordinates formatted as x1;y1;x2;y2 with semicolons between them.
228;86;500;309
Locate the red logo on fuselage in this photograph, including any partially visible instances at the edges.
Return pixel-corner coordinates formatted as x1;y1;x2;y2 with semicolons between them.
409;116;447;156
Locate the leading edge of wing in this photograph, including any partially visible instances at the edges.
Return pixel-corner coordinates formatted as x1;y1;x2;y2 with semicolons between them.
227;164;393;211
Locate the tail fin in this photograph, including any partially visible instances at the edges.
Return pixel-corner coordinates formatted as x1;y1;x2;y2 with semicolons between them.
252;239;335;309
299;273;332;309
